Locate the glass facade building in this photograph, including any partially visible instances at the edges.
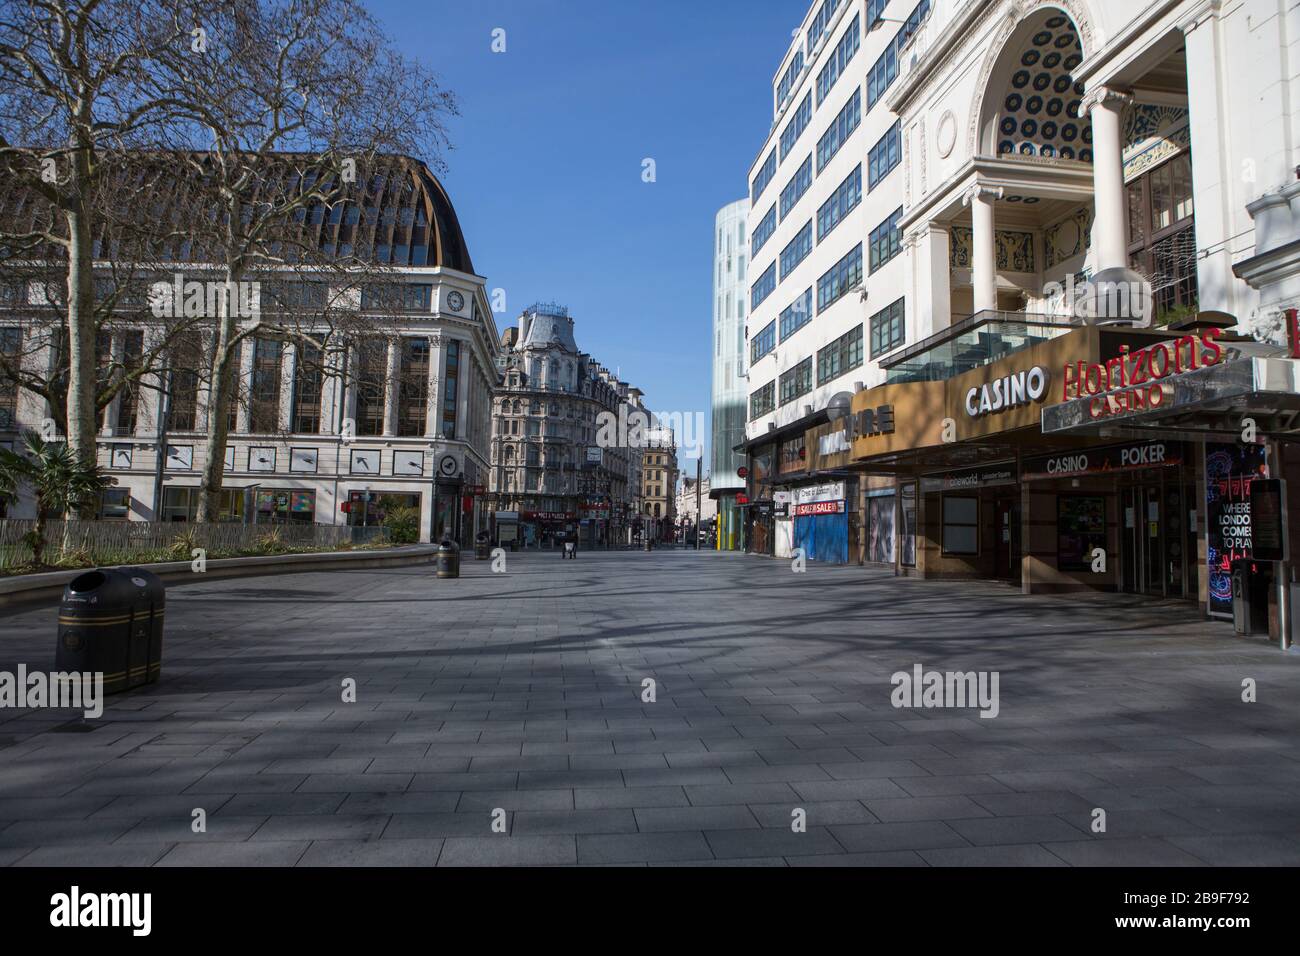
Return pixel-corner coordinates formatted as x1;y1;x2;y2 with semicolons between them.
711;199;750;550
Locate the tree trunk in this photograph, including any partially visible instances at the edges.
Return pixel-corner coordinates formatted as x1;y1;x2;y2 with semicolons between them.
196;311;238;523
64;202;98;469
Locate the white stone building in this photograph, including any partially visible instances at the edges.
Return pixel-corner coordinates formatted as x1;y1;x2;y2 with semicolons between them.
710;198;750;549
0;155;500;545
744;0;1300;441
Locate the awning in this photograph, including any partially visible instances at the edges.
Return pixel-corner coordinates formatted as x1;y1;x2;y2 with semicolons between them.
733;408;829;453
1042;357;1300;439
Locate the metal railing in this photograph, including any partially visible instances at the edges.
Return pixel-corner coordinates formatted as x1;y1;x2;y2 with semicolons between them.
0;519;387;572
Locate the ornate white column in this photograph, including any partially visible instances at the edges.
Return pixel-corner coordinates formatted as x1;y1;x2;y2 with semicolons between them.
138;326;167;438
454;339;468;442
1083;86;1134;273
235;334;255;434
425;333;444;439
101;334;125;436
279;343;297;433
382;338;400;437
319;345;343;435
963;183;1002;313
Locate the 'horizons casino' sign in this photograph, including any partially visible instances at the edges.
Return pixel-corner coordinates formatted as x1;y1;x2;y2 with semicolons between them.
1060;327;1225;420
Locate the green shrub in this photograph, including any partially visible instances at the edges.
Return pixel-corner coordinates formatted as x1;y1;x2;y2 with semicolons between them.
381;505;420;544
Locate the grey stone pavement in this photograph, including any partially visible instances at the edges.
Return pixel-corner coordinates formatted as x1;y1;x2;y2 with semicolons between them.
1;548;1299;867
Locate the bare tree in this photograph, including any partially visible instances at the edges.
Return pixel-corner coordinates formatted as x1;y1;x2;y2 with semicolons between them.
0;0;197;465
146;0;456;521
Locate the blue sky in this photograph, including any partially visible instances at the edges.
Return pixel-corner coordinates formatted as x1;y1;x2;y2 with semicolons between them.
368;0;806;469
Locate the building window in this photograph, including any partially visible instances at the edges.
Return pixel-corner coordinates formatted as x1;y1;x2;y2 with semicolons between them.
355;340;386;437
98;487;131;520
256;488;318;525
752;204;777;257
780;93;812;161
248;338;283;433
779;288;813;341
750;320;776;364
114;331;144;436
0;327;18;431
225;340;243;432
397;338;429;437
868;0;931;109
869;207;904;272
750;262;777;310
442;339;460;439
779;221;814;280
751;148;777;205
779;357;813;406
816;89;861;173
264;280;327;312
166;333;201;432
941;495;978;555
817;243;863;312
776;51;804;112
291;343;323;434
816;14;859;106
817;165;862;241
806;0;842;53
817;324;864;385
870;297;906;357
779;155;813;221
161;486;244;523
361;283;433;311
749;381;775;419
868;121;902;190
1058;495;1107;571
1126;152;1197;319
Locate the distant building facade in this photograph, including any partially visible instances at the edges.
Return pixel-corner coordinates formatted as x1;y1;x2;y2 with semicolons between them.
710;198;750;550
487;303;640;547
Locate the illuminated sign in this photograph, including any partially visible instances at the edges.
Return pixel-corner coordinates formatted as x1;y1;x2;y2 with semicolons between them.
1061;328;1224;403
965;366;1049;417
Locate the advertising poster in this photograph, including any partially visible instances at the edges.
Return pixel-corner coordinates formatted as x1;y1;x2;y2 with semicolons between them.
867;495;896;564
1057;496;1106;571
1206;442;1269;616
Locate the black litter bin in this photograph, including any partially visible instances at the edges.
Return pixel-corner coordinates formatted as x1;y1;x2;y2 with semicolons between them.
474;532;491;561
437;539;460;579
57;567;165;694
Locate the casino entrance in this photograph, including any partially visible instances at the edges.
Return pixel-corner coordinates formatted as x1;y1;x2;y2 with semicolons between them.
1117;474;1199;598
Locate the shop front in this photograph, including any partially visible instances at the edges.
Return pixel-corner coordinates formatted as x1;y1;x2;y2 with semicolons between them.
805;419;862;564
520;510;577;549
1043;332;1300;647
791;480;851;564
850;316;1224;598
742;441;777;557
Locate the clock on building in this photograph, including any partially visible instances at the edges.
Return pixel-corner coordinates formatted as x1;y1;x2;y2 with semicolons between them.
446;290;465;312
438;453;459;477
